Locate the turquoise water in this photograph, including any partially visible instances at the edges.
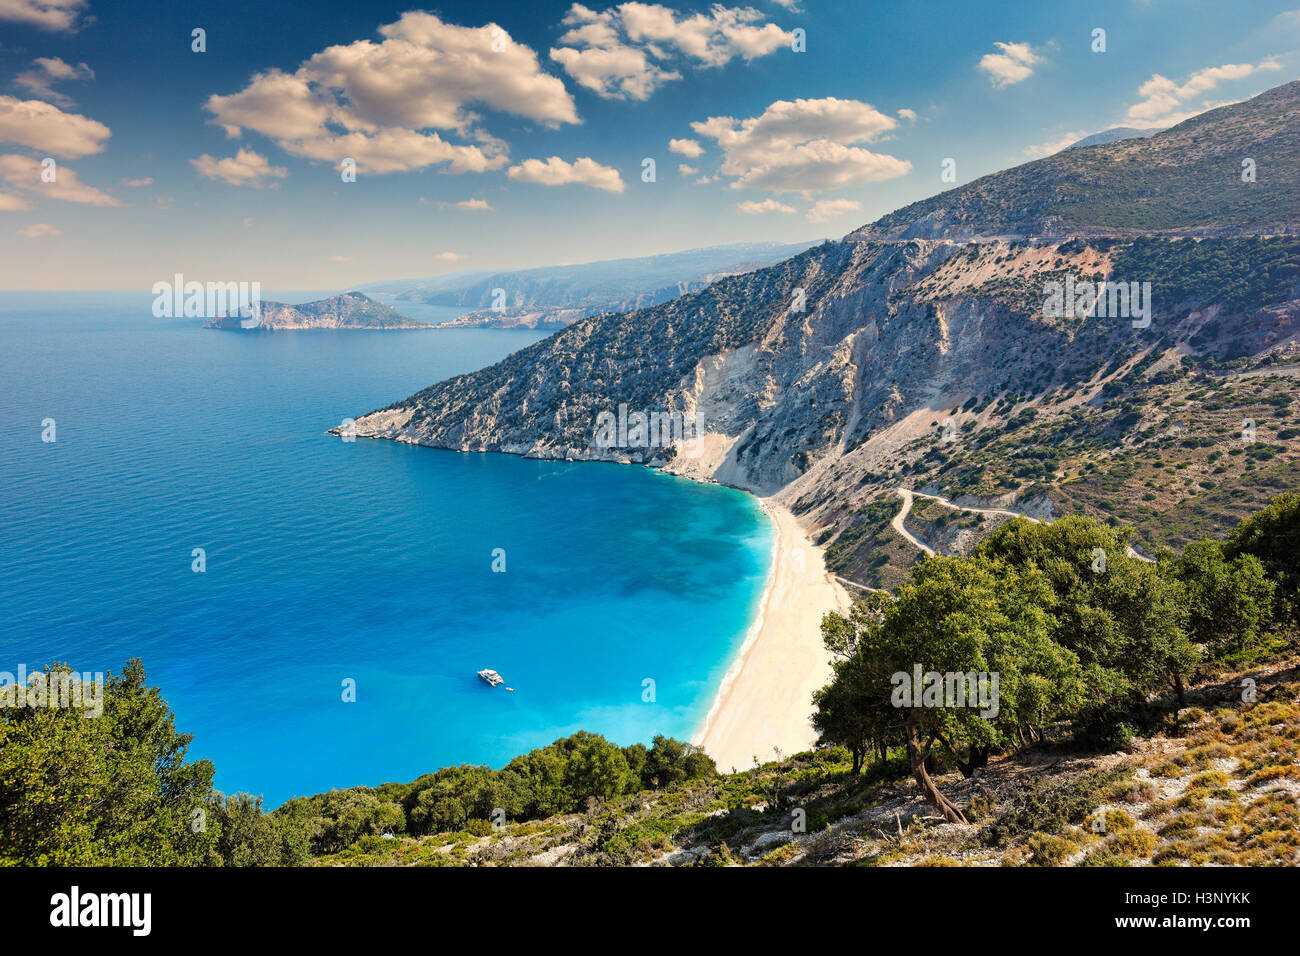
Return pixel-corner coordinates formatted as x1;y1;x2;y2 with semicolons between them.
0;293;772;806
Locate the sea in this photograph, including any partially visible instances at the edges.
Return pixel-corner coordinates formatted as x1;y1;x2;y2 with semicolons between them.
0;292;772;806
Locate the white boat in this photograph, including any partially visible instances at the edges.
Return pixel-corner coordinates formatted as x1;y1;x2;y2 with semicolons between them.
477;668;504;687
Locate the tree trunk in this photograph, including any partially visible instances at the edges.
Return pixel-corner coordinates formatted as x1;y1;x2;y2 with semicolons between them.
905;717;968;824
1172;672;1187;709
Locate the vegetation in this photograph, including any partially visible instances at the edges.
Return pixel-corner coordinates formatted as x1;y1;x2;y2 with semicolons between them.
2;496;1295;866
812;497;1299;822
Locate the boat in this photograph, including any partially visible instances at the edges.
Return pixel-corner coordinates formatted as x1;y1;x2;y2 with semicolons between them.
477;668;504;687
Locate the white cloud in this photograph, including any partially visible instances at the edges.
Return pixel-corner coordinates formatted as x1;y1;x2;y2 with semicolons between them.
669;137;704;157
14;57;93;106
0;192;32;209
550;3;792;100
677;163;698;175
978;41;1042;88
737;198;795;214
205;12;578;176
191;148;289;187
1126;60;1282;127
19;222;60;237
1022;129;1088;159
506;155;625;192
691;97;910;196
0;95;111;158
897;108;917;123
436;251;465;260
806;198;862;223
0;153;121;205
454;198;494;210
0;0;87;31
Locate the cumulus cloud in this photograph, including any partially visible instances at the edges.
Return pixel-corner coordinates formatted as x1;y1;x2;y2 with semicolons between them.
454;198;494;210
691;97;910;196
14;57;93;107
0;153;121;205
19;222;60;237
205;12;578;176
805;198;862;223
191;148;289;187
550;3;793;100
1022;129;1088;159
737;197;795;214
1126;60;1281;127
677;163;698;175
669;137;704;157
0;95;111;157
0;0;87;31
978;41;1042;88
506;155;625;192
0;192;32;209
897;108;917;122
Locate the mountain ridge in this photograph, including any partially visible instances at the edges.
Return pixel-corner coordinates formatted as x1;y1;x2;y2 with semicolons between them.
338;79;1300;571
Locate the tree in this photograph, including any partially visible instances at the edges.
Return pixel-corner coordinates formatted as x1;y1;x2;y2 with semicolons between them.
1226;492;1300;623
977;516;1200;710
816;557;1083;823
1171;540;1275;661
640;735;715;790
0;659;215;865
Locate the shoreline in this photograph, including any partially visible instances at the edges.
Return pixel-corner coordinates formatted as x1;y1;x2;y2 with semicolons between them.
692;498;851;772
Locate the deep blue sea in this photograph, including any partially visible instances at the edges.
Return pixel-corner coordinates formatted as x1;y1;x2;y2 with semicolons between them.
0;292;771;806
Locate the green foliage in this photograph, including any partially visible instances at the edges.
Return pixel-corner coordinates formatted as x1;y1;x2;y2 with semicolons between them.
1226;491;1300;622
1169;539;1275;662
0;660;216;865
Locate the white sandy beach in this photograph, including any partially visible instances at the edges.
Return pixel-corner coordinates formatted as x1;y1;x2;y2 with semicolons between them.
693;500;851;772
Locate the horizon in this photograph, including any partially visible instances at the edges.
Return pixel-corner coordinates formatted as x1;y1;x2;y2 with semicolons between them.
3;0;1299;289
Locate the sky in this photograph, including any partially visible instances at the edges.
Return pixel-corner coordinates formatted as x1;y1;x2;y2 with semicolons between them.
1;0;1298;290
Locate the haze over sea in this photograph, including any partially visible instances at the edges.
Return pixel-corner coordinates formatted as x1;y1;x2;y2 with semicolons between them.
0;293;771;806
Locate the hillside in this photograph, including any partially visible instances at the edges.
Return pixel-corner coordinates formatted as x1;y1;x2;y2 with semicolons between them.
314;659;1300;867
205;291;430;331
854;79;1300;239
339;81;1300;576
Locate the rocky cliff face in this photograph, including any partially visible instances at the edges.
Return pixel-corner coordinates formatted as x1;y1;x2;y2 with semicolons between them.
342;81;1300;568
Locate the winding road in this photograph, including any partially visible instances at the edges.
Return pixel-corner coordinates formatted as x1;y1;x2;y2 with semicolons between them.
891;486;1153;563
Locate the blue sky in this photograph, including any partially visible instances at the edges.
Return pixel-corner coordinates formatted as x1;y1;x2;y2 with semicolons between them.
1;0;1298;289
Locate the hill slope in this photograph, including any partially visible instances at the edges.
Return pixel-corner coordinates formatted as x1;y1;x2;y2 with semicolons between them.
854;80;1300;239
340;80;1300;574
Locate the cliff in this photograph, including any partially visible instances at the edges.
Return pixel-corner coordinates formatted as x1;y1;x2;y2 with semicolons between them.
339;80;1300;572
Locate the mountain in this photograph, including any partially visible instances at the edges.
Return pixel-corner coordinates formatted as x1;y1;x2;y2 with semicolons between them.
854;81;1300;239
205;291;430;331
339;80;1300;582
356;240;822;329
1065;126;1158;150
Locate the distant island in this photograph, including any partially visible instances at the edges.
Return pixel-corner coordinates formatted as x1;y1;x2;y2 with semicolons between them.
357;240;822;330
205;291;432;331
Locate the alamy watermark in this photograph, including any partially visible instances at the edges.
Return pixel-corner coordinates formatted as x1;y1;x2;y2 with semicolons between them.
594;403;705;458
891;666;1000;718
1043;275;1152;329
0;665;104;718
151;274;262;327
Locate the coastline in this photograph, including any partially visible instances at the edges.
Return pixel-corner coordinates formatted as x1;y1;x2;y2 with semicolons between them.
693;498;851;772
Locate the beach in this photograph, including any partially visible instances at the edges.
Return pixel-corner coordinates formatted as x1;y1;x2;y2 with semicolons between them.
694;499;851;772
